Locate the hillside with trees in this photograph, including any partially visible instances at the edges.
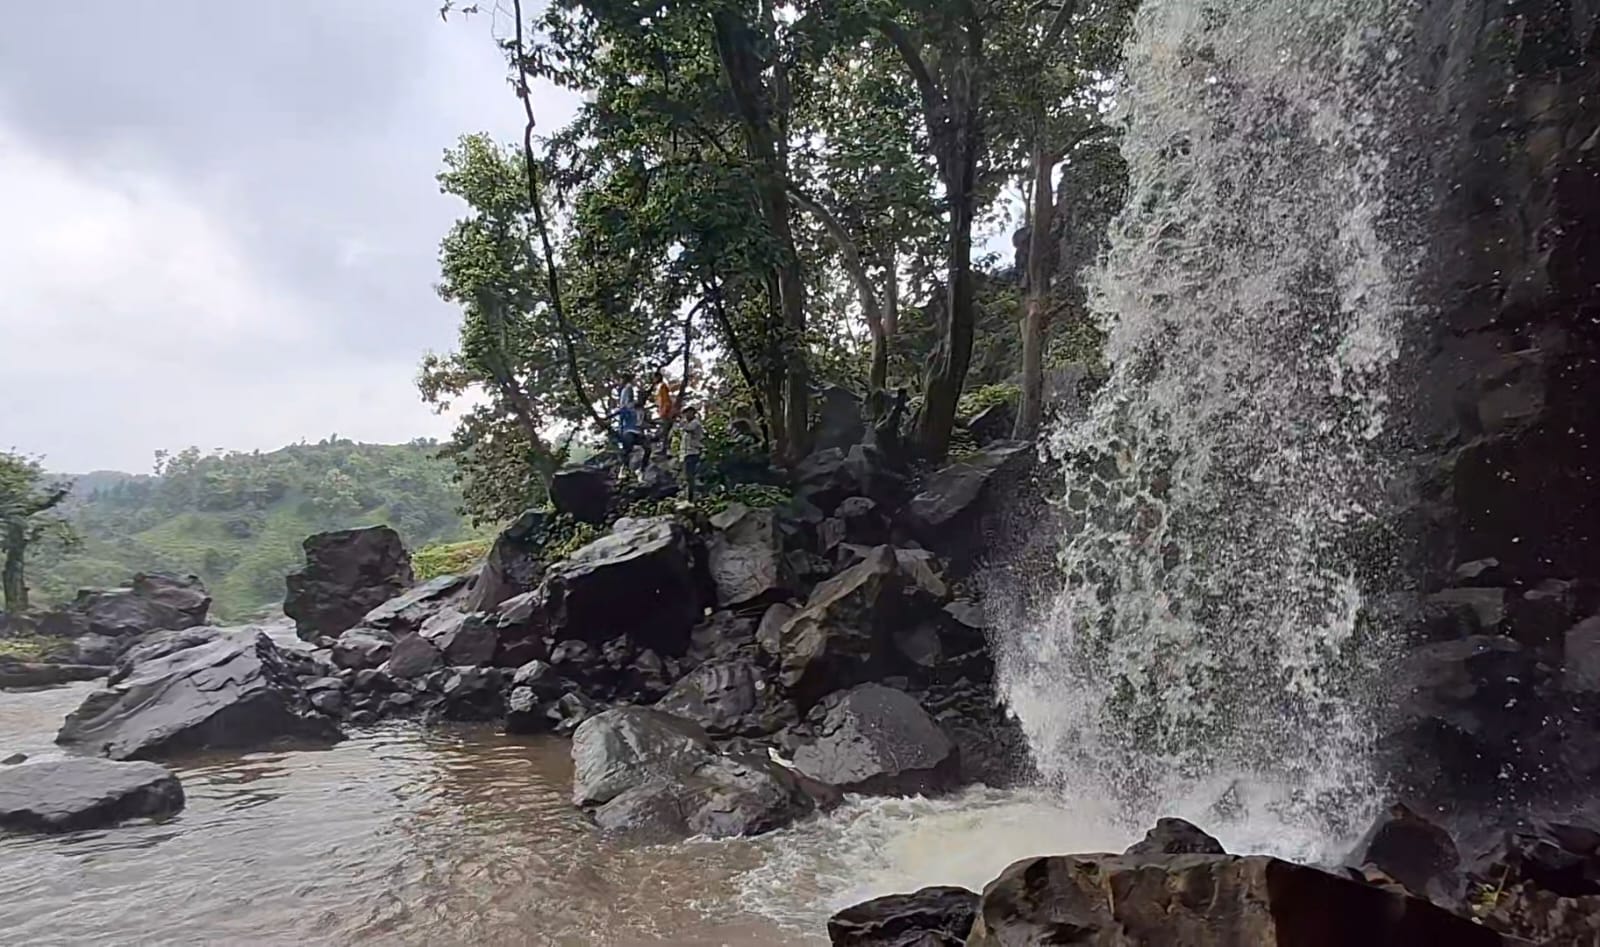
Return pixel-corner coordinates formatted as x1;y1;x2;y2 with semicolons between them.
27;441;476;622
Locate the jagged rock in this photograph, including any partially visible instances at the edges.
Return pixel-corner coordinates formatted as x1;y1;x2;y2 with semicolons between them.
1;754;25;765
436;666;503;720
419;609;498;667
1350;803;1461;903
707;503;794;607
1473;821;1600;899
796;444;904;514
465;509;548;613
548;691;601;735
38;573;211;640
284;526;413;641
330;628;396;671
902;441;1035;554
551;465;612;524
756;602;795;660
966;853;1505;946
109;627;221;684
309;689;344;716
779;546;904;708
570;707;812;841
0;759;185;833
655;656;794;737
1425;588;1507;633
56;631;341;760
383;633;442;680
814;384;866;451
1455;558;1506;586
827;886;979;947
541;516;702;654
71;634;120;667
360;573;469;635
1563;616;1600;693
1125;817;1226;856
835;495;888;546
967;401;1016;446
490;590;547;667
688;611;758;665
792;683;958;796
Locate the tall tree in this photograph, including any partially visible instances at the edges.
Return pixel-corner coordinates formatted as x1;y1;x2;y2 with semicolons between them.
0;452;74;613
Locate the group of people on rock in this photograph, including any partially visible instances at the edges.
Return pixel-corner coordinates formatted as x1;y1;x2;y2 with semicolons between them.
610;369;705;500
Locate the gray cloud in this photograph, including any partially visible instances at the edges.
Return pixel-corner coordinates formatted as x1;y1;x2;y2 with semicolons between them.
0;0;577;472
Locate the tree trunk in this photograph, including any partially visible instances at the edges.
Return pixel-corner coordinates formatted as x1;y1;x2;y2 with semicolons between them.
706;275;771;448
786;184;888;393
2;522;26;613
1014;136;1058;439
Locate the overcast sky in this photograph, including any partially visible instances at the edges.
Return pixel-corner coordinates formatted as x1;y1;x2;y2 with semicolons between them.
0;1;579;473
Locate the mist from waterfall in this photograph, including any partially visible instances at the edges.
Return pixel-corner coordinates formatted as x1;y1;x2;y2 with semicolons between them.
994;0;1426;857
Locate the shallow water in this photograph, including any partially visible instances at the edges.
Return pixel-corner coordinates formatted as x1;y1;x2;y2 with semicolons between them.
0;683;1162;947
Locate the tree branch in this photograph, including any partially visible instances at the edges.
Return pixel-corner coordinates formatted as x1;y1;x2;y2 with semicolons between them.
874;18;947;153
1042;0;1083;49
785;181;887;387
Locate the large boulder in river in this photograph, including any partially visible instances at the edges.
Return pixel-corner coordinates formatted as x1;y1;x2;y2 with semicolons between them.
550;465;611;525
541;516;702;655
360;573;469;636
778;546;905;707
570;707;813;840
966;852;1505;946
706;503;795;607
56;631;341;760
792;683;958;795
1348;803;1462;904
654;655;795;737
283;526;413;641
828;886;978;947
39;573;211;640
0;758;185;833
465;509;549;614
1125;817;1226;856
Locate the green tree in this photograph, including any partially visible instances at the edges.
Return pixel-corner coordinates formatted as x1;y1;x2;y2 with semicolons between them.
0;452;75;612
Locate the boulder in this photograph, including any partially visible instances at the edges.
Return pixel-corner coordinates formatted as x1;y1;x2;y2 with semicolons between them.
435;666;503;720
966;853;1505;946
687;610;759;665
465;509;548;614
56;631;341;760
1425;587;1507;634
570;707;812;840
707;503;795;607
1125;817;1226;856
419;609;498;667
71;634;120;667
1473;821;1600;899
330;628;396;671
967;401;1016;445
835;495;888;546
654;656;794;737
791;683;958;795
797;444;905;514
550;465;611;525
383;633;442;680
827;885;978;947
109;627;220;683
1563;616;1600;693
0;662;106;689
490;590;548;667
1349;803;1461;904
778;546;904;707
540;516;702;654
39;573;212;640
283;526;413;641
360;573;469;635
0;759;184;833
814;384;866;452
756;602;796;660
902;441;1035;551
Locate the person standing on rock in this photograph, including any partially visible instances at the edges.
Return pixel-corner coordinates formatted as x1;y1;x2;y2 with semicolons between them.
610;380;649;473
676;405;705;501
653;369;675;423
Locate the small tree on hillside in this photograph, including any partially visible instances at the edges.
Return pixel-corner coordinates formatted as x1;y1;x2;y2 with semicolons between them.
0;452;76;613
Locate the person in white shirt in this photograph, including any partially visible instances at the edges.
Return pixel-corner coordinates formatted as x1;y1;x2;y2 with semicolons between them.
676;405;706;501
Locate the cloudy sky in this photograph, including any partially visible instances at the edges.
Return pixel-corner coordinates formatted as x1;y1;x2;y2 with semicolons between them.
0;1;579;473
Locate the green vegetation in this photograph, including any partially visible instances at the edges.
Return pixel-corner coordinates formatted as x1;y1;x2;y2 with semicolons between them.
32;440;475;622
1;452;76;613
413;537;494;581
0;635;69;663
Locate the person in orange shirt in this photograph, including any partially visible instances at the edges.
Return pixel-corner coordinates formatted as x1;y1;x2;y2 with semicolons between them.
653;370;675;422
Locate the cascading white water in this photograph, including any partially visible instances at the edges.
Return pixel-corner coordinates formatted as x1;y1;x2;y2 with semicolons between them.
995;0;1425;856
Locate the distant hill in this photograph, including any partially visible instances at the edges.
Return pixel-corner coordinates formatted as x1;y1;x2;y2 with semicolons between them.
34;440;479;622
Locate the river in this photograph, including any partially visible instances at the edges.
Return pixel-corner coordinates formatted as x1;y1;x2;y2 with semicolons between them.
0;682;1135;946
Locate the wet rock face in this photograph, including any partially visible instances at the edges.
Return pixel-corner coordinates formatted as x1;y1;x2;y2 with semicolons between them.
569;707;813;841
778;546;904;708
1348;803;1461;905
791;683;959;796
1125;817;1226;857
966;853;1505;947
540;516;703;655
37;573;212;641
550;466;611;525
360;574;469;636
56;631;341;760
0;759;185;834
284;526;413;641
827;885;978;947
706;503;795;607
466;510;549;614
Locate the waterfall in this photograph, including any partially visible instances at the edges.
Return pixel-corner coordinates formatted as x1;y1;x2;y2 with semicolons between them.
995;0;1425;856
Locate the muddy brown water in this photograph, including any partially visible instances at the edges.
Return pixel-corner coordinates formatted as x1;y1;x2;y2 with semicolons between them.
0;683;1131;946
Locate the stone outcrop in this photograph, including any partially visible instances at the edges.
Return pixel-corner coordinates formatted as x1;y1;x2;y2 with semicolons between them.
966;852;1505;946
791;683;959;796
540;516;702;655
1125;817;1226;856
57;630;340;760
827;885;978;947
0;759;185;833
706;503;794;606
653;655;795;737
283;526;413;641
901;442;1036;566
570;707;813;840
777;546;905;708
550;465;611;525
360;573;469;636
465;510;548;614
37;573;211;641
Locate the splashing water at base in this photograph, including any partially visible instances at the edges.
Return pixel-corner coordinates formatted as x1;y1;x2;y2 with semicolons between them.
993;0;1424;856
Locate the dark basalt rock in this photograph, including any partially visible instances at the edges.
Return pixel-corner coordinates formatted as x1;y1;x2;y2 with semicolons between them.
540;516;702;655
330;627;396;671
360;573;469;636
0;759;185;833
706;503;795;607
1349;803;1461;904
0;661;106;689
791;683;958;796
902;442;1035;545
284;526;413;641
71;634;120;667
465;509;549;614
383;633;442;680
654;656;795;737
967;400;1016;446
109;627;222;684
418;609;498;667
56;631;341;760
550;464;612;525
490;590;548;667
778;546;904;708
1125;817;1226;856
827;885;978;947
966;853;1505;946
570;707;812;841
38;573;212;640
